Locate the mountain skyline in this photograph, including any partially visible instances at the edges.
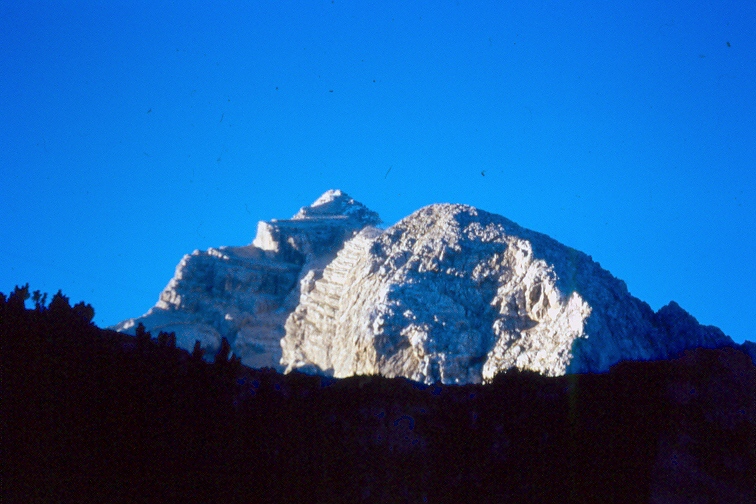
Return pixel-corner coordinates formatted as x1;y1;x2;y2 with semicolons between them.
113;190;747;383
1;2;754;344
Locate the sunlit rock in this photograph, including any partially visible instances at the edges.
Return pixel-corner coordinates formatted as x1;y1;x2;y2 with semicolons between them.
113;189;380;369
281;204;733;383
117;190;742;382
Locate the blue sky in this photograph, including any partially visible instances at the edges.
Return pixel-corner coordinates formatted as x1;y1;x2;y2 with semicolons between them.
1;1;754;343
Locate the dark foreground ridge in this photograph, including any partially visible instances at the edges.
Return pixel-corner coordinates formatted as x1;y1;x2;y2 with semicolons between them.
3;286;754;503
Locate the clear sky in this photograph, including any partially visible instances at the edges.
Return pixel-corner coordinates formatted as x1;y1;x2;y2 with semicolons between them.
1;1;754;343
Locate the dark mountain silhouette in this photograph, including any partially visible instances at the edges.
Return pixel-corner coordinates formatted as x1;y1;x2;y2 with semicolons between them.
3;285;754;503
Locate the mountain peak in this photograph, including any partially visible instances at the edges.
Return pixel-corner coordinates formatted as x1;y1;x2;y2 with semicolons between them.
283;202;734;382
115;192;741;382
312;188;347;206
114;190;382;369
292;189;382;226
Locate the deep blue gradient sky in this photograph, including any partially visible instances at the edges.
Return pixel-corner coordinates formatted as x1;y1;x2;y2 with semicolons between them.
2;1;754;343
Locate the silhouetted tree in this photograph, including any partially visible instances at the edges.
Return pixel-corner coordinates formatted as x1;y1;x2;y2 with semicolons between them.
214;336;232;364
135;322;150;352
48;289;71;316
212;337;242;386
157;330;177;348
31;289;47;310
191;340;205;360
72;301;94;324
7;283;29;311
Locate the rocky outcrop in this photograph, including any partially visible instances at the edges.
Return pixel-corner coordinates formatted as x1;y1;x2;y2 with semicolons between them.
281;204;733;383
117;190;745;382
113;190;380;369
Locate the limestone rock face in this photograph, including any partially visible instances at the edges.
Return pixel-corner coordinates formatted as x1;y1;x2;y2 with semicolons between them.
281;204;733;383
117;191;745;382
113;190;380;369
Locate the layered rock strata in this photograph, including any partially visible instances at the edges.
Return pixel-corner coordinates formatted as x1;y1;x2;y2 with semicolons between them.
117;190;742;382
113;190;381;369
281;204;732;383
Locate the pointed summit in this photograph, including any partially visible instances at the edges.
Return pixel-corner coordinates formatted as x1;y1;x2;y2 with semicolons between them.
292;189;382;226
114;190;382;370
253;189;381;255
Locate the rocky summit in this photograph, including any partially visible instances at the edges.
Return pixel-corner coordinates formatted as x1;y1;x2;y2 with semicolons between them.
116;190;741;383
113;189;381;370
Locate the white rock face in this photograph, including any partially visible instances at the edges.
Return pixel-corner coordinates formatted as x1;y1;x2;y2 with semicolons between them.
281;204;732;383
117;190;738;382
113;190;381;369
